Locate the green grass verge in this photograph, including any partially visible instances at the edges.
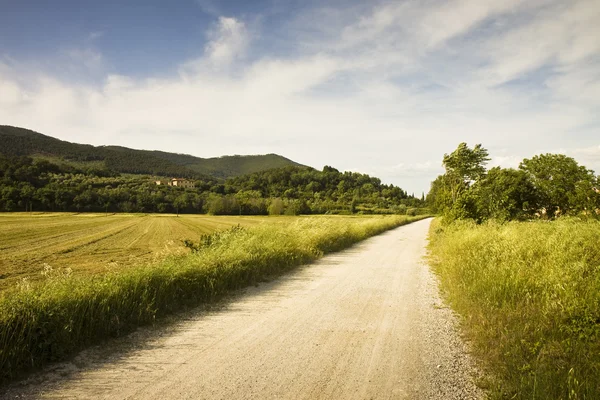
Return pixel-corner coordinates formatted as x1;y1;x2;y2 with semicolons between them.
429;218;600;399
0;215;427;382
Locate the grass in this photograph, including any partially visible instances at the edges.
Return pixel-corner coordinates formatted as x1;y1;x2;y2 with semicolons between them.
428;218;600;399
0;213;275;290
0;214;427;382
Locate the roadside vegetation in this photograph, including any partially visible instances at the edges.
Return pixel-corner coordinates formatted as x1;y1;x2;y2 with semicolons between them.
427;143;600;398
0;214;427;382
427;143;600;222
429;219;600;399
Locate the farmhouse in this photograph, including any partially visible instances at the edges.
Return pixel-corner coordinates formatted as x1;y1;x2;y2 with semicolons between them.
154;178;195;188
168;178;195;188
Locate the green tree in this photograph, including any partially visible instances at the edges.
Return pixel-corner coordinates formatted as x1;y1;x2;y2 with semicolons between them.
173;194;188;216
519;154;597;216
268;198;284;215
18;183;36;212
427;143;490;220
443;143;490;179
442;143;490;204
235;190;262;215
427;175;453;214
472;167;537;221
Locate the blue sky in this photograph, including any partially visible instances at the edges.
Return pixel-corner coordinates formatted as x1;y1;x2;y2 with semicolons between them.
1;0;599;194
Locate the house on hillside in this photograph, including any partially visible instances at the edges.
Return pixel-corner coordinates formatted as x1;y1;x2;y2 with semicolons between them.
154;178;195;188
169;178;195;188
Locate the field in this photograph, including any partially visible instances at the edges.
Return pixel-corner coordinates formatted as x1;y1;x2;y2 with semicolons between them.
429;218;600;399
0;213;427;381
0;213;277;290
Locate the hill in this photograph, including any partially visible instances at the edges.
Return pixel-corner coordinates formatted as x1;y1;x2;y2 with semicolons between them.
0;154;423;215
0;125;302;179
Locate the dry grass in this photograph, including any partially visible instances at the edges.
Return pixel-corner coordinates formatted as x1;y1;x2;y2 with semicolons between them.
0;213;276;290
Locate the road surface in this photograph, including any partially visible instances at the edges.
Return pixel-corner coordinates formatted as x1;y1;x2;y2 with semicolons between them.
2;218;481;399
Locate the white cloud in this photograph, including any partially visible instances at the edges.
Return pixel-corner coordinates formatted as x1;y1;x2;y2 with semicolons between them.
206;17;248;66
385;161;444;178
416;0;526;49
478;0;600;85
1;1;599;195
0;79;25;107
489;155;522;169
181;16;249;75
244;55;341;97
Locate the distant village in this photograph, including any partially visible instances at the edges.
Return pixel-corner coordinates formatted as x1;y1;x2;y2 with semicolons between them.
154;178;195;188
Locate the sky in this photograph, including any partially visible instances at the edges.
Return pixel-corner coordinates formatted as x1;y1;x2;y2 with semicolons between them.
1;0;599;195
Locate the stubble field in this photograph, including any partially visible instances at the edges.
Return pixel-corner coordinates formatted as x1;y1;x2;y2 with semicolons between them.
0;213;426;381
0;213;275;290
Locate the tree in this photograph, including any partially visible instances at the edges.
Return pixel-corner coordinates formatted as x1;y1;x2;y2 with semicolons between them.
429;145;600;222
427;143;490;220
427;175;454;214
235;190;262;215
519;154;597;216
18;183;36;212
472;167;537;221
268;198;284;215
443;143;490;183
173;194;188;216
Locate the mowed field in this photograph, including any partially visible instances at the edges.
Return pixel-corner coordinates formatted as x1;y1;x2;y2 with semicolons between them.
0;213;277;290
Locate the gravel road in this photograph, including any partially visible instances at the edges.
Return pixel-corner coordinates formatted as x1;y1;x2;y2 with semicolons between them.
2;218;482;399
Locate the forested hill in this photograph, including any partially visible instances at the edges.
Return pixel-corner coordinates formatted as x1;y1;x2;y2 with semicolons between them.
226;165;409;201
135;150;302;180
0;155;424;215
0;125;302;179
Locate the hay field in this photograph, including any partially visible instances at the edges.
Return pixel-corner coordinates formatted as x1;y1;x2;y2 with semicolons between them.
0;213;274;290
1;214;425;380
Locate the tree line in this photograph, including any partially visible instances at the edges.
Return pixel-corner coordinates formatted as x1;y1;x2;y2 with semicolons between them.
427;143;600;222
0;156;425;215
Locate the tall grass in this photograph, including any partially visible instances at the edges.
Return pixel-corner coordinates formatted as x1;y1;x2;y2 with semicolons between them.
0;215;426;382
429;218;600;399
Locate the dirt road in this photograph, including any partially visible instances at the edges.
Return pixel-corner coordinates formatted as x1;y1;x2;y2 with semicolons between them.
2;218;481;399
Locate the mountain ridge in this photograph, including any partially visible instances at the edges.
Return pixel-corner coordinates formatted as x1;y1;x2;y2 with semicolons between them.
0;125;304;179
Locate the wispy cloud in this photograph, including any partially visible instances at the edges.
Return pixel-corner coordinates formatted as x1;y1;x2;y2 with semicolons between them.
195;0;221;17
478;0;600;86
180;16;249;75
63;48;105;74
88;31;104;41
205;17;249;68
